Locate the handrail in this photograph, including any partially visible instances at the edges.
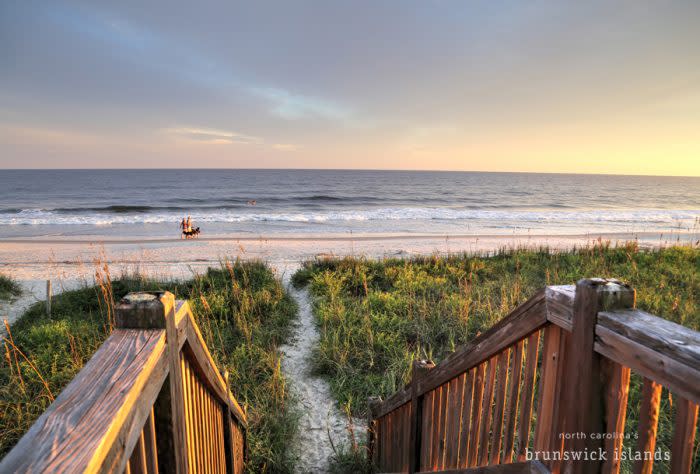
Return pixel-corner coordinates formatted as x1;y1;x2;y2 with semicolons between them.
369;278;700;474
595;308;700;404
0;291;247;474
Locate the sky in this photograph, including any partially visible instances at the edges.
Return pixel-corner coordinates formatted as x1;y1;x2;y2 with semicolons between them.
1;1;699;175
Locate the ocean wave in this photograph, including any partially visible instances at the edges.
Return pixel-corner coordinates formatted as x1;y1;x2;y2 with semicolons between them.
1;207;698;226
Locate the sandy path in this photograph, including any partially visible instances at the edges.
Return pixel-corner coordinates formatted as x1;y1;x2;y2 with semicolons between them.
280;270;362;473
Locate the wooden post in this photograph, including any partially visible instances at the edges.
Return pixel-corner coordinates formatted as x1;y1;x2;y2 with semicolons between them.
367;396;383;470
408;359;435;474
562;279;635;474
45;280;52;316
116;292;188;474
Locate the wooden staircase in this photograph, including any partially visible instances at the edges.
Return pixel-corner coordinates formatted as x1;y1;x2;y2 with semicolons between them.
367;279;700;474
0;292;247;474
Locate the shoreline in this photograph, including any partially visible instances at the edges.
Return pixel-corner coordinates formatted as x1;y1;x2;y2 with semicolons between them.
0;230;696;245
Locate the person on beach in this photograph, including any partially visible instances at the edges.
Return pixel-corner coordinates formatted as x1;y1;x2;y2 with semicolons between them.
186;215;192;232
179;217;187;238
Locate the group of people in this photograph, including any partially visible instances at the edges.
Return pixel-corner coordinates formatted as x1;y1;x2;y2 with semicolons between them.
179;216;200;239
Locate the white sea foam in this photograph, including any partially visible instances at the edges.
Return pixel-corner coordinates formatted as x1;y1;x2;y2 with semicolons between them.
1;207;699;227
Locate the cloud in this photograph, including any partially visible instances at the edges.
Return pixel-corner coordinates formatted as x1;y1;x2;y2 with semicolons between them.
160;127;261;145
251;87;352;121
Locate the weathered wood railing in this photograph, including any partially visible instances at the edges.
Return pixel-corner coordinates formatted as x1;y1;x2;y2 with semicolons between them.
0;291;247;474
368;278;700;474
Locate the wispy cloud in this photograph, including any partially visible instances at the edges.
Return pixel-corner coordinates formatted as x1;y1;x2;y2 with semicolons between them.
161;127;261;145
251;87;352;121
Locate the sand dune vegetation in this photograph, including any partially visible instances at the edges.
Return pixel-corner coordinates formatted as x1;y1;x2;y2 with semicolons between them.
0;260;298;473
293;243;699;472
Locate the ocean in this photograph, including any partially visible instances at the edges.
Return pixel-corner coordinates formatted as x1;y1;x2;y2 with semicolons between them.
0;169;699;240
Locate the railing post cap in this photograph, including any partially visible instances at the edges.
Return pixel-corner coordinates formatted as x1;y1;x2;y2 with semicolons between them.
115;291;175;329
368;396;383;417
575;278;636;310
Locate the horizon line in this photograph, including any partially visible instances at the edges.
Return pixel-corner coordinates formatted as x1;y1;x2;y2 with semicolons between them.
1;167;699;179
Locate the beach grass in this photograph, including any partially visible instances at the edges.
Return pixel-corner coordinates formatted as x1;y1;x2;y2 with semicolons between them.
0;274;21;301
0;260;298;473
293;242;699;472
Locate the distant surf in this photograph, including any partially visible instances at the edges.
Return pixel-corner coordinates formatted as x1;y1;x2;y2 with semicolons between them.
0;169;698;238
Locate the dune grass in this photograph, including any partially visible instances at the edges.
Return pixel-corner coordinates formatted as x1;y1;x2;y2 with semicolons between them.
0;274;21;301
0;260;298;473
293;243;699;472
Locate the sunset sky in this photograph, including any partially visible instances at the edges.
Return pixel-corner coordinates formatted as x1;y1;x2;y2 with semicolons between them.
1;1;699;175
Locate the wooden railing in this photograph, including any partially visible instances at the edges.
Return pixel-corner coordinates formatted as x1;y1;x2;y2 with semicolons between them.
0;291;247;474
368;278;700;474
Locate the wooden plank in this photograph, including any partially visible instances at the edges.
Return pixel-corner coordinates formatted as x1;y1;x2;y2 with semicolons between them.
517;331;540;462
181;357;195;474
544;284;575;331
670;397;698;474
0;329;168;474
489;349;510;465
533;325;561;454
600;359;630;474
634;378;662;474
458;368;476;468
467;363;487;467
418;291;547;396
438;380;453;469
446;373;466;469
502;340;524;464
598;308;700;370
437;383;450;469
477;356;498;466
430;385;445;470
595;326;700;405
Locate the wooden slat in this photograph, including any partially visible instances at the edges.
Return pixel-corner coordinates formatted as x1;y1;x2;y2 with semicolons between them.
436;384;450;469
670;397;698;474
446;373;466;469
502;340;524;464
477;356;498;466
0;329;168;473
517;331;540;462
634;378;662;474
595;326;700;405
601;359;631;474
467;363;487;467
418;291;547;396
143;408;158;474
534;325;561;454
420;391;434;471
457;368;476;468
489;349;510;465
128;430;148;474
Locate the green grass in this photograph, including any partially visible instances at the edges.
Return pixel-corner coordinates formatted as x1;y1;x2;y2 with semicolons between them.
293;243;699;472
0;274;21;301
0;260;298;473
